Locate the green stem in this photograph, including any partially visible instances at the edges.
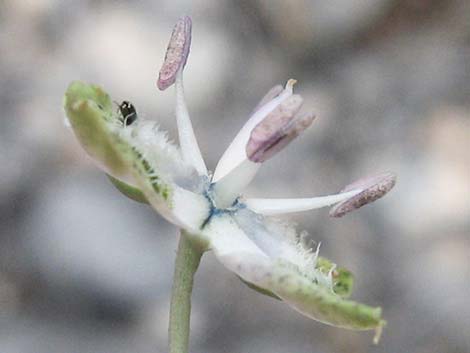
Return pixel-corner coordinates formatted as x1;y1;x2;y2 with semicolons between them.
169;230;203;353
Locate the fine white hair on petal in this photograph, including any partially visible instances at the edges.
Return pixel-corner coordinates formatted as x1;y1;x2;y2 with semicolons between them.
206;210;328;287
233;209;333;288
262;217;332;288
119;120;198;189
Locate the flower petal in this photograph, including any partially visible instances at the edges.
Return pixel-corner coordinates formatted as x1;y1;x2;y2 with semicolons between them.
205;214;267;258
64;81;210;232
220;251;385;333
204;212;385;334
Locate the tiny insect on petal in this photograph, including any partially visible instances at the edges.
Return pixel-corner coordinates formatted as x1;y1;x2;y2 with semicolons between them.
329;172;397;217
118;100;138;126
157;16;192;91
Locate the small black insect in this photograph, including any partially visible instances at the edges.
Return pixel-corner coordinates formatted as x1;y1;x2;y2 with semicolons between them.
118;100;138;126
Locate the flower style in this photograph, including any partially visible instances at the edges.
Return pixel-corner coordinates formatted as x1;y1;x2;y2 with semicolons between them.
64;16;395;343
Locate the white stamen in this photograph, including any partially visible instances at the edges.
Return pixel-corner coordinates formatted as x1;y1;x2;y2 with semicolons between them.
213;159;260;208
245;189;362;216
212;79;296;182
175;70;208;176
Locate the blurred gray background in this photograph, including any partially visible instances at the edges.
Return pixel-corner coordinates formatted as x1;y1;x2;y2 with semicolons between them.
1;0;469;352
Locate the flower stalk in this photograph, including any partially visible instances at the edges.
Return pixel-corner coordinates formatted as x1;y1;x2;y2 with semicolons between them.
169;231;204;353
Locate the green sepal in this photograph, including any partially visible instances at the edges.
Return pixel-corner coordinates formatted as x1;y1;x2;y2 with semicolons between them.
239;259;353;301
228;254;385;339
238;277;281;301
332;268;354;298
107;174;149;204
264;265;386;337
64;81;128;178
64;81;174;206
316;256;354;298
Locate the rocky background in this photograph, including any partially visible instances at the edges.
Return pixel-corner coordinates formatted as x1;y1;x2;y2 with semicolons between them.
0;0;469;352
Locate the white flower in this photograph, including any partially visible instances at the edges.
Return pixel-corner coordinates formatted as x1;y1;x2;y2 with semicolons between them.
64;16;396;342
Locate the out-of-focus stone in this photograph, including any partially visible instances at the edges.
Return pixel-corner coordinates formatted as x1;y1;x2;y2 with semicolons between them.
23;171;176;309
257;0;390;50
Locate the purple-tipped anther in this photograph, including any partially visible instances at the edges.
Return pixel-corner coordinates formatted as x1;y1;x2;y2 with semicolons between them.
329;172;397;217
246;95;315;163
157;16;192;91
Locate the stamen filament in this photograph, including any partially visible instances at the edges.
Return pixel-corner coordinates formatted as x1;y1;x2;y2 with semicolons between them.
175;70;208;176
213;159;260;208
245;190;362;215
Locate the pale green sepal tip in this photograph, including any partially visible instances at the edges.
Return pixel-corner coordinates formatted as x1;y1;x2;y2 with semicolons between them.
64;81;127;178
332;267;354;299
268;269;385;333
107;174;149;204
316;256;354;298
65;80;113;113
239;256;354;303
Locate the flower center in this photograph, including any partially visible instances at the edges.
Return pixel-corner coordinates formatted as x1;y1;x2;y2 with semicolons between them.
200;183;245;229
